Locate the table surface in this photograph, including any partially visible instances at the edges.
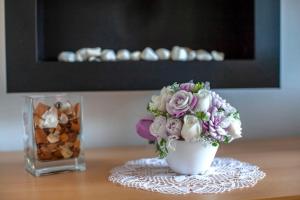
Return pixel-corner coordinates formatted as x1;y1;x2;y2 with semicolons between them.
0;137;300;200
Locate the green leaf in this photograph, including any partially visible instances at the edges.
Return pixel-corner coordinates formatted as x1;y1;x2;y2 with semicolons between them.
218;108;225;112
232;111;240;120
212;142;219;147
147;104;167;117
155;138;168;159
195;112;209;122
170;82;180;92
192;82;205;93
223;136;230;144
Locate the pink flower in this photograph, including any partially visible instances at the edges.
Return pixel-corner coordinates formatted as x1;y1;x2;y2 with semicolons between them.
180;82;195;92
166;90;198;117
136;118;156;141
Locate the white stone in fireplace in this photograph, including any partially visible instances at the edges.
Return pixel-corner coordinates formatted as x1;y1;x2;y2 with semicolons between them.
57;46;224;62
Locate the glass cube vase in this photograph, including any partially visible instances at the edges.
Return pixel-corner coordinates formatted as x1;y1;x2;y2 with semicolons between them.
23;94;86;176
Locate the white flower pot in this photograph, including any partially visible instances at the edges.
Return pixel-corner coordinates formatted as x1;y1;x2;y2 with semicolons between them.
166;139;218;175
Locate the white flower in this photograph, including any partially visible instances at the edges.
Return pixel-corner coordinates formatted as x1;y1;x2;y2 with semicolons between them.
194;89;212;113
149;87;173;111
227;119;242;141
181;115;202;142
149;116;167;139
149;95;160;110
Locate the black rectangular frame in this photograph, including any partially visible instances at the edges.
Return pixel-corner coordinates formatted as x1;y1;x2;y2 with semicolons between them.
5;0;280;92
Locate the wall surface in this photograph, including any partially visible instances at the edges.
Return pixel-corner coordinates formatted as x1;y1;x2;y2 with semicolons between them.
0;0;299;151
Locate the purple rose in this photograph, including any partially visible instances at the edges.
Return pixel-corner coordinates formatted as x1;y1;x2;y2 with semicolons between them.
166;90;198;117
136;118;156;141
180;82;195;92
166;118;183;137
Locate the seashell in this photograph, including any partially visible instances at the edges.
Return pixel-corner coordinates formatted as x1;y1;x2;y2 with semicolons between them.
55;101;73;115
211;50;225;61
141;47;159;61
59;145;73;158
171;46;188;61
54;125;62;135
40;107;58;129
117;49;131;61
47;133;60;144
196;50;213;61
34;103;50;117
76;47;101;61
34;115;42;128
156;48;170;60
130;51;141;61
47;143;59;153
101;49;116;61
59;113;69;124
35;128;48;144
185;48;196;61
60;133;69;142
58;51;76;62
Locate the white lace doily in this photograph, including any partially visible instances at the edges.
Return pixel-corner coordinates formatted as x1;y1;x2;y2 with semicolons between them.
109;157;266;195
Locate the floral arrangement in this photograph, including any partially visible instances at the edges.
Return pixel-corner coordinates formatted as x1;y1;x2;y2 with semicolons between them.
136;81;242;158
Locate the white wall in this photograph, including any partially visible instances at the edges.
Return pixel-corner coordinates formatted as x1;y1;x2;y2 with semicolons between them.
0;0;299;151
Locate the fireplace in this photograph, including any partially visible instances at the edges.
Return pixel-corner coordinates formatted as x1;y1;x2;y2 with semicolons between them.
5;0;279;92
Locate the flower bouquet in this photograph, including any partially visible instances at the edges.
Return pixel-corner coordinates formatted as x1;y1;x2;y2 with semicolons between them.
136;81;242;175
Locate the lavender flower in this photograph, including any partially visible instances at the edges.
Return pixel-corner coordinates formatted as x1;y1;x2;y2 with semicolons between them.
202;107;231;142
166;90;198;117
210;91;226;109
180;82;195;92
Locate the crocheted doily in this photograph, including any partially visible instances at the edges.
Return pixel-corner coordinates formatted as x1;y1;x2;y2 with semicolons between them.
109;157;265;195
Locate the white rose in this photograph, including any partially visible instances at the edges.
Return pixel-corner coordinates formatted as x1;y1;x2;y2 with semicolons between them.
227;119;242;141
194;89;212;113
149;95;160;110
181;115;202;142
149;87;173;111
149;116;167;139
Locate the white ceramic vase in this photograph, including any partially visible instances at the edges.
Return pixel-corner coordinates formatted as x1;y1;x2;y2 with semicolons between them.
166;139;218;175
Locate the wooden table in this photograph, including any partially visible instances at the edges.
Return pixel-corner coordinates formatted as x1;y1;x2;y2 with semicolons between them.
0;137;299;200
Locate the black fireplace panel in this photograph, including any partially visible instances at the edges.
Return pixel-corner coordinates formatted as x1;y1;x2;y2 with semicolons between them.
5;0;279;92
38;0;254;60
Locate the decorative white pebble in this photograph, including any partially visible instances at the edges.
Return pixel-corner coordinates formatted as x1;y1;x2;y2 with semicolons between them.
171;46;188;61
156;48;170;60
211;50;225;61
141;47;159;61
76;47;101;61
131;51;141;61
88;56;101;62
58;51;76;62
196;50;213;61
117;49;131;61
185;48;196;61
101;49;116;61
